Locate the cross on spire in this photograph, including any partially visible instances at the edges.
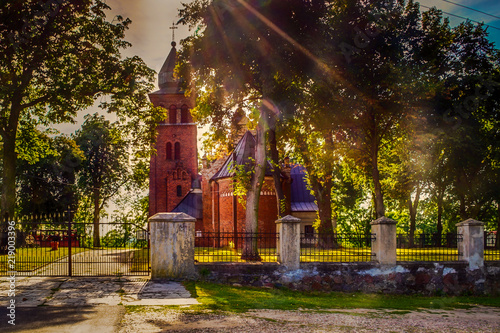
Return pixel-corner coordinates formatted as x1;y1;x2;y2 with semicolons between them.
169;22;178;43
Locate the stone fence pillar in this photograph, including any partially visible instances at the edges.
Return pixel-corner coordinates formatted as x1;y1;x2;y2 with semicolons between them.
276;215;301;270
457;219;484;270
149;212;196;279
370;216;397;266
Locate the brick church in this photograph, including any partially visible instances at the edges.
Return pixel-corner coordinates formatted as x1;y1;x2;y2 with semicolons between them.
148;41;317;235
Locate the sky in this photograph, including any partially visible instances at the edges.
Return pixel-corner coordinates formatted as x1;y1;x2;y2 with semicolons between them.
56;0;500;137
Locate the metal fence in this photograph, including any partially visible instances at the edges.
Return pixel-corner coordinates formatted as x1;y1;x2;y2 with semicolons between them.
397;233;462;262
300;232;374;262
195;231;278;263
0;216;149;277
484;231;500;262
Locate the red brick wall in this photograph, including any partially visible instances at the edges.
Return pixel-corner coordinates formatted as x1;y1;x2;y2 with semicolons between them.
200;156;227;232
148;92;198;217
211;177;278;234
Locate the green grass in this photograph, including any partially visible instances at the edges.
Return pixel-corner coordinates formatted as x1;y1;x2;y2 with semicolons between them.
195;247;277;262
130;248;149;272
0;247;87;273
397;248;460;261
484;249;500;261
195;247;500;263
180;281;500;313
300;248;373;262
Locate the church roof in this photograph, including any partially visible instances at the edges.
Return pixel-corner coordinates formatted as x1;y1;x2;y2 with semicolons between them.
290;165;318;212
210;131;275;180
172;189;203;219
154;41;184;94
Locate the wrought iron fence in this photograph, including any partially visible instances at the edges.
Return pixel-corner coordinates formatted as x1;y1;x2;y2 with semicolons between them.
0;216;149;276
195;231;278;263
484;231;500;262
300;232;374;262
397;233;462;262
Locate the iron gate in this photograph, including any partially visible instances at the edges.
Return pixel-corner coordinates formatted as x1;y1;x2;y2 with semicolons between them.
0;217;149;277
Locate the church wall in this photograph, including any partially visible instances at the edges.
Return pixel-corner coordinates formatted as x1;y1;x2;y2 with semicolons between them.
211;177;278;234
148;93;198;216
200;157;227;233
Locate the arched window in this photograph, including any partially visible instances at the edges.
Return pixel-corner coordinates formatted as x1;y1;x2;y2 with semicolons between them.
174;142;180;160
166;142;172;160
176;185;182;197
169;105;177;124
181;105;189;123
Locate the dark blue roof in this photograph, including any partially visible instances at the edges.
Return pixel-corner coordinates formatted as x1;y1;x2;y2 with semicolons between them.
290;165;318;212
211;131;274;180
172;190;202;219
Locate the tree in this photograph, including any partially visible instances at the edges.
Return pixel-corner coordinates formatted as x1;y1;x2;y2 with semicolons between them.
0;0;155;219
429;20;500;224
75;114;129;247
178;0;327;259
17;127;83;216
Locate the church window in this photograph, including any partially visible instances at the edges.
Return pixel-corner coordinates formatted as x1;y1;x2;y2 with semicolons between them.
169;105;177;124
181;105;189;123
177;185;182;197
166;142;172;160
175;142;180;160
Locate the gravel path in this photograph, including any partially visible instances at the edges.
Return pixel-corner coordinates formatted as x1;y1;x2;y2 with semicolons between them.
119;306;500;332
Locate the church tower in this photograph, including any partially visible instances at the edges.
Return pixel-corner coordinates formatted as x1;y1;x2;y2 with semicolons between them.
148;41;198;216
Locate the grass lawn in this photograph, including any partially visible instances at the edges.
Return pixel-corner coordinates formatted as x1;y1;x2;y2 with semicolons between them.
397;247;460;261
130;248;150;272
195;247;277;262
0;247;87;273
176;281;500;313
485;249;500;261
194;247;500;263
301;248;373;262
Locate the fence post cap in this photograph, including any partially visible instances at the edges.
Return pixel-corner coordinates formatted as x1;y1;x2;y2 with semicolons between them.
149;212;196;223
456;218;484;227
370;216;397;225
275;215;301;224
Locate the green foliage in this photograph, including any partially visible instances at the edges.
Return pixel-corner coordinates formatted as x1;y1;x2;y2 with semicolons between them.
228;159;255;208
17;127;83;215
180;281;500;313
0;0;157;218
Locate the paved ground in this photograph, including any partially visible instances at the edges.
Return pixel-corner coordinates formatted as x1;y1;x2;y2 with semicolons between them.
0;276;198;332
1;276;499;332
118;306;500;333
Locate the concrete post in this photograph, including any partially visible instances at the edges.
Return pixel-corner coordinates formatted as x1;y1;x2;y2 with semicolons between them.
276;215;301;270
149;212;196;279
456;219;484;270
370;216;397;266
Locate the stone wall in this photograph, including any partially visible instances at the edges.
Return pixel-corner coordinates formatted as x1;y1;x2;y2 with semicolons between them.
195;262;500;296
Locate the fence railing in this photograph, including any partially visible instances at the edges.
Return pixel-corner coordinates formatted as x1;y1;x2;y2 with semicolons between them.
397;233;462;262
484;231;500;262
0;219;149;277
300;232;374;263
195;231;278;263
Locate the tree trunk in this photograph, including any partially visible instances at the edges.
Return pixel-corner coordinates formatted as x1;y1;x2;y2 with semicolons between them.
459;193;467;220
1;129;17;221
371;146;385;218
241;117;266;261
93;187;101;248
436;188;444;247
496;201;500;250
311;176;337;249
268;128;287;217
408;184;421;248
